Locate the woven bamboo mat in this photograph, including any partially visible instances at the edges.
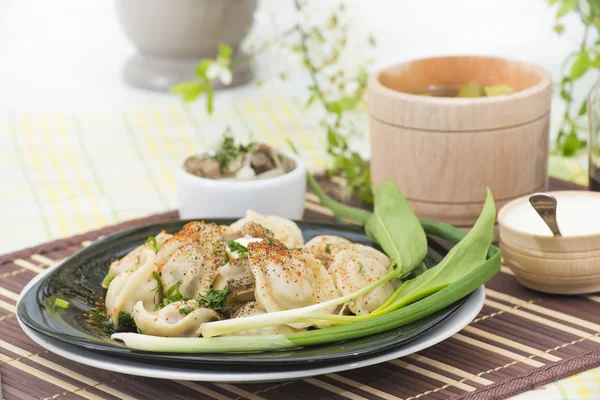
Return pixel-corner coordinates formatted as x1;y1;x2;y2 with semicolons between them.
2;178;599;400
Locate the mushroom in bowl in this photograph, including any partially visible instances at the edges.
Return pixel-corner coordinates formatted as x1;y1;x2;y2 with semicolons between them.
177;134;306;219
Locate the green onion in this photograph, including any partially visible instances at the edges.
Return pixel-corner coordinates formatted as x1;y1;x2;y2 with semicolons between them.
54;298;69;309
101;274;115;289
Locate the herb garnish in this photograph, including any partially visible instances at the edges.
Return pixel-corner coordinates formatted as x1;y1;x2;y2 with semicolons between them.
211;132;257;170
158;282;186;308
357;262;364;274
145;236;161;253
228;240;248;258
151;271;163;303
179;306;196;315
117;311;137;331
325;243;331;254
197;288;230;312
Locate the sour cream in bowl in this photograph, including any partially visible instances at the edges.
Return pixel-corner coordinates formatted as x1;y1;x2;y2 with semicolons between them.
498;191;600;294
177;134;306;219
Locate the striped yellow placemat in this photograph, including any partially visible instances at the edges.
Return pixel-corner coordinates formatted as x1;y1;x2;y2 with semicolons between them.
0;96;341;254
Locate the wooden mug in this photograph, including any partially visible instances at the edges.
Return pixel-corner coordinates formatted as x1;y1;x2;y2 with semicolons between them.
368;56;552;225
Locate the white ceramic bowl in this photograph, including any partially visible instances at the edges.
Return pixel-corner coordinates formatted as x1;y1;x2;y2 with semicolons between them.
177;151;307;219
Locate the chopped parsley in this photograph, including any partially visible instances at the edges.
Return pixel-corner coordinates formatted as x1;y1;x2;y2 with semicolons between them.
158;282;186;308
325;243;331;254
178;306;196;315
145;236;161;253
151;271;163;302
117;311;137;331
357;262;364;274
228;240;248;258
197;288;230;312
211;132;257;170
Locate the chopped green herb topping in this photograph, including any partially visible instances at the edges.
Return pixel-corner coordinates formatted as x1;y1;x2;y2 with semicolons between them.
228;240;248;258
54;298;69;309
117;311;137;330
178;306;196;315
145;236;161;253
151;271;163;302
357;262;364;274
158;282;186;308
211;132;257;170
137;327;144;334
325;243;331;254
197;288;230;312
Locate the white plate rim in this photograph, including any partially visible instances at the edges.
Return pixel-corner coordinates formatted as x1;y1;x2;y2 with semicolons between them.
17;261;485;382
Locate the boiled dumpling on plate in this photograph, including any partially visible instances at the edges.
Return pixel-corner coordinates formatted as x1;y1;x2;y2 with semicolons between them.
230;210;304;248
247;240;337;328
132;300;220;337
105;248;162;326
157;221;228;298
328;249;395;316
108;231;172;277
213;257;255;304
303;235;352;268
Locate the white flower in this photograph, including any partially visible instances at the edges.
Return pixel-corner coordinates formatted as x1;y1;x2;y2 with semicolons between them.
206;63;232;85
344;80;360;95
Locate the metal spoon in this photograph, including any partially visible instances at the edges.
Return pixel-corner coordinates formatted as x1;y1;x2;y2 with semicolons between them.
529;193;562;237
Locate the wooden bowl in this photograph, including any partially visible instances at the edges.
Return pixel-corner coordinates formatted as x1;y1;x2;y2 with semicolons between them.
498;191;600;294
368;56;552;225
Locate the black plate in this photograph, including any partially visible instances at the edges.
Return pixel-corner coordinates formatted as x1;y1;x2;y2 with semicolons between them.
18;219;470;365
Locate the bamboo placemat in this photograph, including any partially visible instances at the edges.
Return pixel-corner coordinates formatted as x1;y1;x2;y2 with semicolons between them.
2;178;599;400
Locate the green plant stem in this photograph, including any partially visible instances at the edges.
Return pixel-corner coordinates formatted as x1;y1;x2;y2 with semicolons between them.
307;173;371;224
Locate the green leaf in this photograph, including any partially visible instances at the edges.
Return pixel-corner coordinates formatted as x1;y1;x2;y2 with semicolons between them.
368;34;377;47
561;130;583;156
570;51;591;80
365;180;428;276
556;0;578;19
578;99;588;116
169;81;205;102
218;43;233;59
306;94;316;107
560;88;573;101
196;60;213;78
384;189;496;311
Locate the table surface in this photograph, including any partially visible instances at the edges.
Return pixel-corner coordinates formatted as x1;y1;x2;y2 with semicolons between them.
1;1;597;395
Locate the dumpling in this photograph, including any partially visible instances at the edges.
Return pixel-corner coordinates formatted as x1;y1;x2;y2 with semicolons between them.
247;240;337;327
225;221;274;242
132;300;220;337
227;302;295;336
329;249;395;315
303;235;352;268
304;235;390;270
108;231;172;276
157;222;227;298
213;257;255;304
230;210;304;248
105;248;162;326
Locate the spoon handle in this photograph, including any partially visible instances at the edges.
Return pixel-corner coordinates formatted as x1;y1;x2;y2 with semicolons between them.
529;194;562;237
